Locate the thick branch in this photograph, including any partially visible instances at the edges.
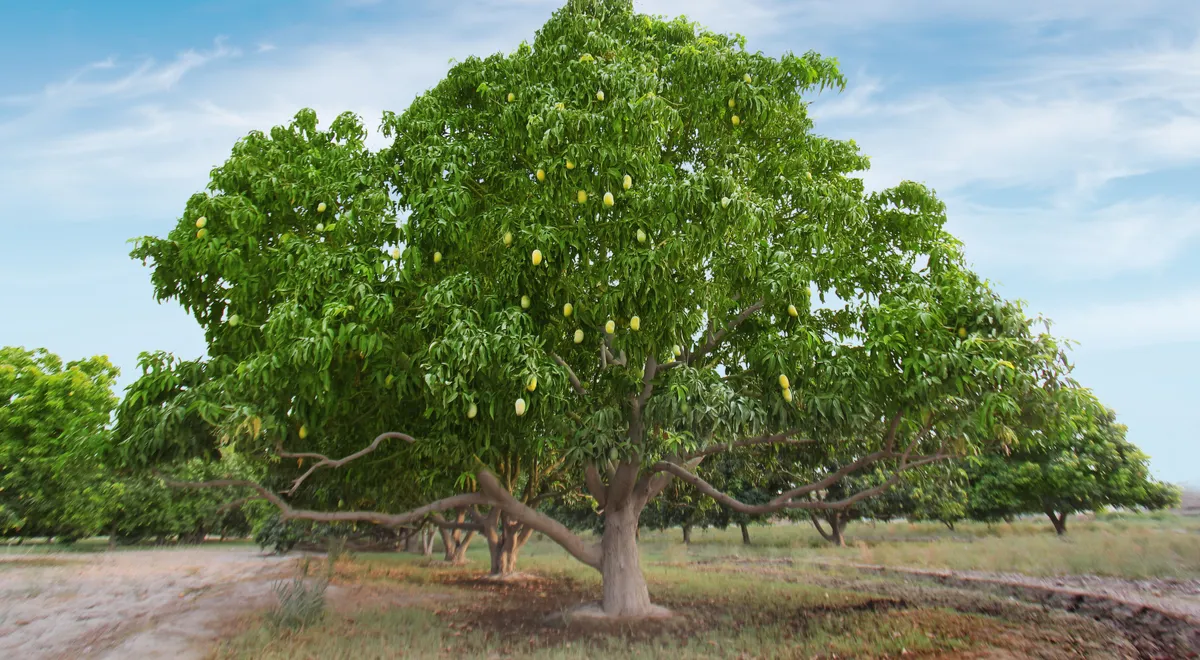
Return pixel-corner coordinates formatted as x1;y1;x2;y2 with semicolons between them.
477;470;602;569
689;299;765;364
651;453;948;515
584;463;607;510
644;456;704;501
551;353;587;398
635;355;658;411
810;513;836;542
163;477;488;527
682;430;812;460
430;512;485;533
280;431;416;496
601;334;627;369
883;412;904;452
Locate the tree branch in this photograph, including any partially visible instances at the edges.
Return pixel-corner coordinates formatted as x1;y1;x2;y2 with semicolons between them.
477;469;602;569
689;299;764;364
585;463;607;510
681;430;812;460
279;431;416;496
430;512;485;533
163;476;489;527
551;353;587;398
650;452;949;515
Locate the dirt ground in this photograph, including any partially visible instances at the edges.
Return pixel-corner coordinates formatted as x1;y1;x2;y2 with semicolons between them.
0;547;295;660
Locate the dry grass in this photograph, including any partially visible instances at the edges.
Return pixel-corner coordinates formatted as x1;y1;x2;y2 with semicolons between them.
211;538;1137;660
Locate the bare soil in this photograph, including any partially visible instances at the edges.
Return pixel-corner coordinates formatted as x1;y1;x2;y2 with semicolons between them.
0;547;294;660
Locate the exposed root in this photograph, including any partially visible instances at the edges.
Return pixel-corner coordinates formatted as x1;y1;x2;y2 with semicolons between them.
555;602;674;623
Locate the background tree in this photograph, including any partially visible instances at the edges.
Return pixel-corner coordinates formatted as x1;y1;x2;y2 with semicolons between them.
125;0;1077;619
965;397;1179;535
1;347;119;542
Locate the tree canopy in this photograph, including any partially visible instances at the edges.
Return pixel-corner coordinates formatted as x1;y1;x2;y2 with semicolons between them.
123;0;1085;618
0;347;120;540
966;397;1179;534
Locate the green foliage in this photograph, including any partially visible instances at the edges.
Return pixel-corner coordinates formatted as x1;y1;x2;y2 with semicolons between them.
123;0;1093;603
267;555;333;630
109;461;258;545
965;398;1180;526
0;347;120;540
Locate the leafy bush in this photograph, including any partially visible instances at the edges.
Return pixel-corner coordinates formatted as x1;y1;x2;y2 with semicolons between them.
266;557;329;630
254;514;307;555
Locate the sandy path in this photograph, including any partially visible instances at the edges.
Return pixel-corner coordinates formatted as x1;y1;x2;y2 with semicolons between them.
0;547;295;660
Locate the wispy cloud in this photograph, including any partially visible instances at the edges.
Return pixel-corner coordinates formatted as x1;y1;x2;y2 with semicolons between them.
1055;289;1200;349
810;31;1200;281
947;197;1200;280
1;39;240;111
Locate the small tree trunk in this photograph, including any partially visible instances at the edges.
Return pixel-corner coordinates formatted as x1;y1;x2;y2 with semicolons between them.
943;520;956;532
1046;509;1068;536
681;524;692;545
830;514;845;547
739;521;751;545
421;527;435;556
811;512;846;547
440;528;475;564
600;502;654;617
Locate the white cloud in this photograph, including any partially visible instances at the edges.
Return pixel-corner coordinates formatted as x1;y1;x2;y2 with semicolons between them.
1054;289;1200;349
946;196;1200;280
808;33;1200;280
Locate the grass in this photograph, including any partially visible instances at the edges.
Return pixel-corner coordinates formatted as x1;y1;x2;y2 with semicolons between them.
211;518;1155;660
614;513;1200;579
213;553;984;659
6;514;1189;657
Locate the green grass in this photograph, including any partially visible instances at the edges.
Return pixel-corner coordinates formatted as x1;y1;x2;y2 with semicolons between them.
610;514;1200;579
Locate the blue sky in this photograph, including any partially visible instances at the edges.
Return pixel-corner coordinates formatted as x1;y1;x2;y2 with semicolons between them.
1;0;1197;485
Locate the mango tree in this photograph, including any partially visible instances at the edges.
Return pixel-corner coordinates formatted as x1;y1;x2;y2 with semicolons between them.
127;0;1077;618
1;347;120;542
965;394;1178;535
377;0;1073;617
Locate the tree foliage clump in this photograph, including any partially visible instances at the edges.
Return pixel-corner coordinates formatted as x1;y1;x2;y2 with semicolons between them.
1;347;120;541
965;399;1179;535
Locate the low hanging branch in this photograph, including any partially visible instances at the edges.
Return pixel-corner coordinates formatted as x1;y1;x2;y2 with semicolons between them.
162;475;489;527
477;469;603;569
278;431;417;496
681;430;813;460
651;428;951;516
652;453;947;514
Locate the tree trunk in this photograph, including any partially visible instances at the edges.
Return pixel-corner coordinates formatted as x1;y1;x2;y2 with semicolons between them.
1046;509;1068;536
811;512;845;547
402;527;422;553
600;502;654;617
482;512;532;577
681;524;691;545
943;520;956;532
440;528;475;564
421;527;435;556
739;521;751;545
